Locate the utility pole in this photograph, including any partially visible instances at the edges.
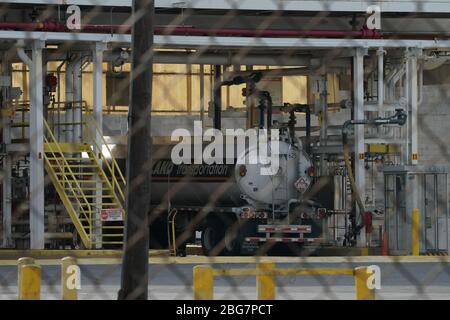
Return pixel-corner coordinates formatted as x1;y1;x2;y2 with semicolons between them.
118;0;154;300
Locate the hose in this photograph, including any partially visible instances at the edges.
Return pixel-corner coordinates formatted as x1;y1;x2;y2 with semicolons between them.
342;122;366;237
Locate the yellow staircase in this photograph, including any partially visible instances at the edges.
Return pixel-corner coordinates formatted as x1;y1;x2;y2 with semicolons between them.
43;119;126;249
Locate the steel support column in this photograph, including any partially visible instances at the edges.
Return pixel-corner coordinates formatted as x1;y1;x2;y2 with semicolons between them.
29;40;45;249
1;53;12;247
408;48;420;165
92;42;106;248
353;48;367;246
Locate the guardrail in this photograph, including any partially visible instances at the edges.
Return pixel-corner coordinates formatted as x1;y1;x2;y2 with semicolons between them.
193;263;377;300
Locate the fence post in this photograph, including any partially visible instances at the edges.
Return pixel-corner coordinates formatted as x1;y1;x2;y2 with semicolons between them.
61;256;79;300
354;267;375;300
257;263;276;300
18;263;41;300
412;208;420;256
193;265;213;300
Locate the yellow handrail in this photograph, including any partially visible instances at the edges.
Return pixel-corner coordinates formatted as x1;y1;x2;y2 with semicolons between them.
84;116;126;203
43;119;94;236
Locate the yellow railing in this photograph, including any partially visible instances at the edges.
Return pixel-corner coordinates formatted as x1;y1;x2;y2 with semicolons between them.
84;115;126;206
193;263;376;300
43;119;94;246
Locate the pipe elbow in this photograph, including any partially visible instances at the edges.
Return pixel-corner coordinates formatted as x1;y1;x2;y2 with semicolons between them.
16;43;32;67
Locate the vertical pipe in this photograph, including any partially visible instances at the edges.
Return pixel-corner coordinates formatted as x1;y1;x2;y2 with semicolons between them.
266;93;272;130
305;105;311;154
29;40;45;249
73;56;82;143
245;65;254;129
199;64;205;127
213;65;221;130
186;63;192;114
319;75;328;175
377;48;385;116
65;59;74;143
56;61;66;141
353;48;367;247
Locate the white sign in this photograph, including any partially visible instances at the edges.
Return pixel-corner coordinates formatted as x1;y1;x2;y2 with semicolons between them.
100;208;123;222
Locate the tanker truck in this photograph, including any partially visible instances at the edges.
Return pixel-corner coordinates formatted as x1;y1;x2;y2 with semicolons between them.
149;126;326;256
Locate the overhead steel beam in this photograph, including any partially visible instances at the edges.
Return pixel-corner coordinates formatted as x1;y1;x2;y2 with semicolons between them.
5;0;450;13
3;31;450;49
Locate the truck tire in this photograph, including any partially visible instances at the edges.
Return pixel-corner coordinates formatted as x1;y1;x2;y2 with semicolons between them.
201;215;240;256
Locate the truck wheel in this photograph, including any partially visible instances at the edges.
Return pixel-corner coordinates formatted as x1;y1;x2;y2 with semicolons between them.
202;216;240;256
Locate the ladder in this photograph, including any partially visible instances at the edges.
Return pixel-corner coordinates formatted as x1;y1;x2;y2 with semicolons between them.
43;118;126;249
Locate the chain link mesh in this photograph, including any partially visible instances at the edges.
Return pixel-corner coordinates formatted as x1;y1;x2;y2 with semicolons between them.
0;0;450;300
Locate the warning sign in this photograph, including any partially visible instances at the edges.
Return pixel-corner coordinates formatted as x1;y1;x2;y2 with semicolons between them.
294;177;309;193
100;209;123;222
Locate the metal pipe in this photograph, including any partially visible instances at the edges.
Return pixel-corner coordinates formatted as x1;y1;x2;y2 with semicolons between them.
7;21;450;41
0;21;383;38
55;60;66;141
377;48;385;114
16;46;32;67
65;58;74;143
305;106;311;154
213;65;221;130
73;56;82;143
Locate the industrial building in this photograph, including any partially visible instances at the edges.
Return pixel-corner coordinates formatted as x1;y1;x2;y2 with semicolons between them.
0;0;450;261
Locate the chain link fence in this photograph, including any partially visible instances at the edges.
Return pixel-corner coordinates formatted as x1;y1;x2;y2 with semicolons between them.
0;0;450;300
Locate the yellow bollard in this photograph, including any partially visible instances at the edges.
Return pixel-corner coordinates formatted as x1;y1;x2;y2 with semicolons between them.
17;257;35;293
354;267;375;300
257;263;276;300
18;264;41;300
412;208;420;256
61;257;79;300
193;265;214;300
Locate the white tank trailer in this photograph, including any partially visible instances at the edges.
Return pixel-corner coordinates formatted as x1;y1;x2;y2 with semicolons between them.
144;133;327;256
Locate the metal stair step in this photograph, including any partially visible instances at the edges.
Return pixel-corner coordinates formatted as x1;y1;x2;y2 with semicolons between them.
64;187;113;191
55;172;98;176
67;194;115;198
91;226;125;229
60;179;109;183
91;241;124;245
